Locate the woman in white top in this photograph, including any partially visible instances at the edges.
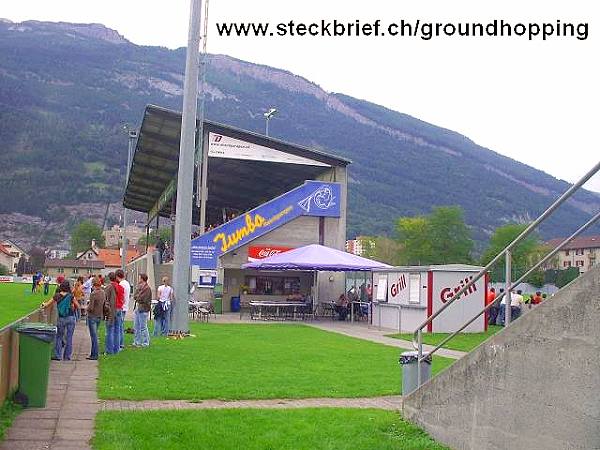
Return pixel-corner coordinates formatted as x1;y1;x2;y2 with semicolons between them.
154;276;174;336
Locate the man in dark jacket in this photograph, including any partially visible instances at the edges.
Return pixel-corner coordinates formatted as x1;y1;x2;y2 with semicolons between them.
133;273;153;347
87;277;105;360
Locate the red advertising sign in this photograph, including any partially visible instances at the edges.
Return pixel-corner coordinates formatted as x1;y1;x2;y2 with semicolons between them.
248;246;293;262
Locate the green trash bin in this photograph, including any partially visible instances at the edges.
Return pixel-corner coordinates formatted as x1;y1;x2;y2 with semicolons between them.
213;297;222;314
15;322;57;407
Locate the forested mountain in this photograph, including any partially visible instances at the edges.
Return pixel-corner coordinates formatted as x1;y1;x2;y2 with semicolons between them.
0;19;598;250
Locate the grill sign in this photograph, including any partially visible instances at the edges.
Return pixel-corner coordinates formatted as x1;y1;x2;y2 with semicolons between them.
389;274;407;297
440;276;477;303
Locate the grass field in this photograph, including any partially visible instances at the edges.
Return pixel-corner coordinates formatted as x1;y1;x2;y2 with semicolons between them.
93;408;448;450
98;323;455;401
0;400;22;443
0;283;49;328
388;325;502;353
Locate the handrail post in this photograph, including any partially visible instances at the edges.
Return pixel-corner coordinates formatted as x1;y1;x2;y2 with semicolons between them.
417;329;423;387
505;250;512;326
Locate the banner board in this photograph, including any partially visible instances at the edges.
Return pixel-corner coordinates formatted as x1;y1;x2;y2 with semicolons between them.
247;246;293;262
191;181;341;268
208;133;330;167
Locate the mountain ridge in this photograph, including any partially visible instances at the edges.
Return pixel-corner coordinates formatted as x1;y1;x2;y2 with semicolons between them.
0;19;598;251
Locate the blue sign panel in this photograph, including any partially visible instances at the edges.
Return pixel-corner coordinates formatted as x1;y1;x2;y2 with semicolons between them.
190;181;341;268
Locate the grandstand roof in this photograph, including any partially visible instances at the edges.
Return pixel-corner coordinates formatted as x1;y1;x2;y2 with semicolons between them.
123;105;350;226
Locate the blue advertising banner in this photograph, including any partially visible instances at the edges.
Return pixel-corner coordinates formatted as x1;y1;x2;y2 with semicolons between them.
190;181;341;268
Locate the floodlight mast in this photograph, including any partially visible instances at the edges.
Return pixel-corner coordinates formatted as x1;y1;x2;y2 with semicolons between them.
171;0;203;335
121;126;137;273
264;107;278;136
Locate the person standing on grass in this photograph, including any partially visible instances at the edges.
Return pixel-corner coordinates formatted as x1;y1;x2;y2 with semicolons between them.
83;274;93;313
487;287;497;325
73;277;85;321
86;277;105;360
104;272;119;354
116;269;131;350
154;276;173;336
43;274;51;295
133;273;152;347
41;280;79;361
31;272;38;293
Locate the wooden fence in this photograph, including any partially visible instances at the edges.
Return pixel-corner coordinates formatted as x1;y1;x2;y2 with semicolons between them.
0;308;51;404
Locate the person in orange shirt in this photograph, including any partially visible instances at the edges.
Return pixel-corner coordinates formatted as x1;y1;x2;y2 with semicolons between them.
531;291;543;305
487;287;498;325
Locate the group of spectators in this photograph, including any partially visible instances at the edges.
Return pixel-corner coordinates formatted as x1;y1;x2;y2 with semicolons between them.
335;283;372;321
487;287;547;326
41;269;154;361
31;272;52;295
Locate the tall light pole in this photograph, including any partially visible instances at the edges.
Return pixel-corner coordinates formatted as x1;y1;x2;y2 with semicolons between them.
121;127;137;273
264;107;277;136
171;0;203;335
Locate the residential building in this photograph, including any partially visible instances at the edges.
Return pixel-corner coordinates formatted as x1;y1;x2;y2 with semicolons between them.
546;235;600;273
0;239;29;273
44;258;105;279
47;248;69;259
103;224;146;248
0;244;14;273
96;248;141;275
346;236;375;256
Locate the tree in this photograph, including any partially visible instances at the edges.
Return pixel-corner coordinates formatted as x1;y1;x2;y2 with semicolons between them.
481;223;542;282
16;256;29;276
138;227;172;247
395;216;432;265
427;206;473;264
70;220;105;254
29;247;46;272
555;267;579;288
395;206;473;265
0;264;8;276
360;236;403;266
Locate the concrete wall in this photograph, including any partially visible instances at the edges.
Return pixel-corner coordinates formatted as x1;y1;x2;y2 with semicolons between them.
403;265;600;450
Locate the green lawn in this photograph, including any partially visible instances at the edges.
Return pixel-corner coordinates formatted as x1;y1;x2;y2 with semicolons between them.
98;323;455;401
93;408;448;450
0;400;22;443
0;283;48;328
388;325;502;353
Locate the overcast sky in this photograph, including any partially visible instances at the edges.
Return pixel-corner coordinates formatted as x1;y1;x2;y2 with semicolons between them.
4;0;600;192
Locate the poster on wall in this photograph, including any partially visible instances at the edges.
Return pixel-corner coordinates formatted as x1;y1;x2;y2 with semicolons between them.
387;272;409;304
375;276;387;301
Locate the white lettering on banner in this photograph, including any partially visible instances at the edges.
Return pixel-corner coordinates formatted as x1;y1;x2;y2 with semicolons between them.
440;276;477;303
208;133;330;167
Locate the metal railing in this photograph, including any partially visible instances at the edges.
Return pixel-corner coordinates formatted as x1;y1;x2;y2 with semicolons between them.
412;160;600;387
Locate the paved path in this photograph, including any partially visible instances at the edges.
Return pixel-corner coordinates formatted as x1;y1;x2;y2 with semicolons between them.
102;395;403;412
306;320;467;359
1;321;99;450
